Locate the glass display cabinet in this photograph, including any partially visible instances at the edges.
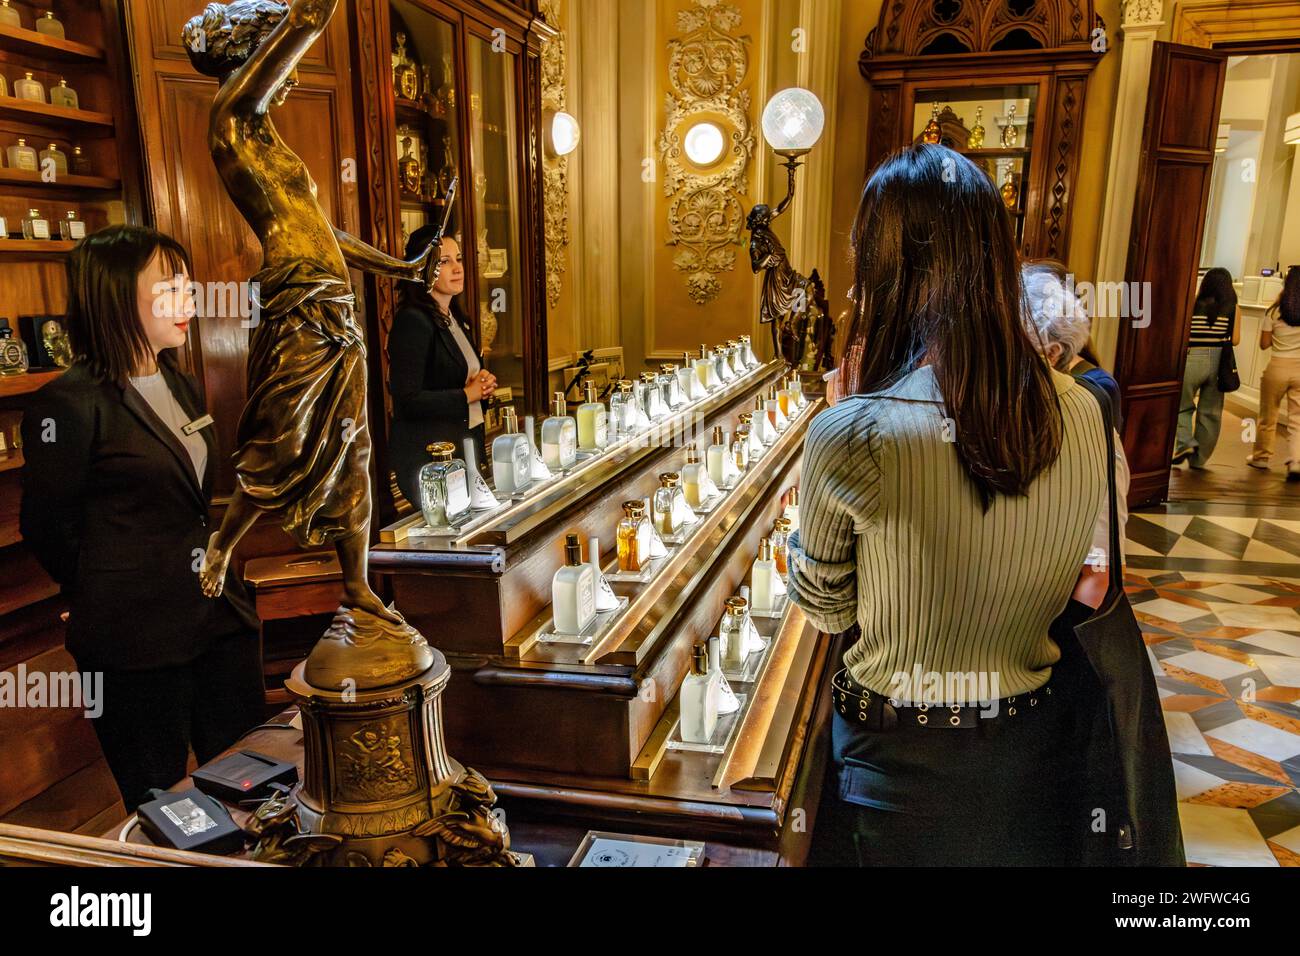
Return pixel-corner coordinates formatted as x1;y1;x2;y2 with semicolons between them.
860;0;1105;260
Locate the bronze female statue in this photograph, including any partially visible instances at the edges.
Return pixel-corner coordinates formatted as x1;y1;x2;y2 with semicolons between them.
184;0;439;688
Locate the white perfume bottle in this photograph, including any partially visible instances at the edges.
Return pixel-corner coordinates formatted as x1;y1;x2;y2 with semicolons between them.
541;391;577;471
680;351;706;400
679;643;719;744
0;0;21;28
523;415;554;482
728;340;746;377
463;437;499;512
490;406;532;496
783;487;799;535
21;208;50;240
714;344;735;383
7;139;38;173
576;382;607;452
751;538;777;612
57;209;84;241
652;472;682;537
739;413;764;460
419;441;471;529
14;72;45;104
49;79;78;110
34;10;64;38
552;532;596;635
588;536;619;613
642;496;668;558
708;636;741;715
720;596;749;669
39;143;67;177
694;345;718;390
766;385;789;432
752;396;776;445
739;334;759;368
681;444;706;509
706;426;728;489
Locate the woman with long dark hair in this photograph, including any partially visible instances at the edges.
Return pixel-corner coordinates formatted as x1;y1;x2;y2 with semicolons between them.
20;226;263;811
1174;267;1240;467
787;145;1109;865
388;225;495;508
1248;265;1300;479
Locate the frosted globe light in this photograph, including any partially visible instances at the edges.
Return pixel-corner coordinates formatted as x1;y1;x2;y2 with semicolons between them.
762;88;824;155
683;122;726;165
550;111;580;157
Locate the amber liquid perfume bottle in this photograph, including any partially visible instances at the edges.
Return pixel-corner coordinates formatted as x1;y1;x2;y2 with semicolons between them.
652;472;683;537
7;139;38;173
771;518;792;576
617;500;651;573
681;443;705;508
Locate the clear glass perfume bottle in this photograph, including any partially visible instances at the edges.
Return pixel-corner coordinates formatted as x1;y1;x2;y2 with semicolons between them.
720;596;749;669
463;436;499;511
783;487;799;534
541;391;577;471
616;500;651;573
739;412;764;460
35;10;64;38
751;538;777;611
708;636;740;714
681;443;705;509
0;0;21;28
740;334;759;368
21;208;50;240
552;532;596;635
49;79;78;109
753;395;776;445
39;143;68;177
7;139;38;173
771;518;792;577
705;425;728;489
679;642;719;744
660;364;684;408
14;72;45;103
418;441;470;529
608;379;634;439
731;427;749;474
679;351;705;400
652;472;682;537
714;343;735;383
694;345;718;390
639;372;665;421
491;406;532;496
71;145;91;175
727;340;746;376
576;382;607;452
523;415;553;482
58;210;84;241
787;373;806;409
588;536;619;613
0;318;30;377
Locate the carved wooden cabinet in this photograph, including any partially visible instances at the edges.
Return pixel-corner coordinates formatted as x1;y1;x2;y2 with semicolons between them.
859;0;1105;261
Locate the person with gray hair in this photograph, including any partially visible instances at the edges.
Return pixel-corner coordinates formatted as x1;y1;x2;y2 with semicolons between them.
1022;260;1129;608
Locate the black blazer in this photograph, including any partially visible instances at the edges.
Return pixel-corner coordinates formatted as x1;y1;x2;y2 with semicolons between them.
387;302;484;507
19;356;258;671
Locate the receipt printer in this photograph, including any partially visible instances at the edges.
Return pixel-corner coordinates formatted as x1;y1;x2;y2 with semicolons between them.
137;789;244;854
191;750;299;804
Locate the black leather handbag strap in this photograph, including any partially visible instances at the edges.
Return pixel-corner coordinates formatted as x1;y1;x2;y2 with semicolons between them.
1075;376;1123;595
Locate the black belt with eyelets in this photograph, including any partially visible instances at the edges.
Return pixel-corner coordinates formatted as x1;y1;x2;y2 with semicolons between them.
830;668;1054;730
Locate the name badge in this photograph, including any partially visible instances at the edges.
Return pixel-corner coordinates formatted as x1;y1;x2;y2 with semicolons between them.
182;414;214;436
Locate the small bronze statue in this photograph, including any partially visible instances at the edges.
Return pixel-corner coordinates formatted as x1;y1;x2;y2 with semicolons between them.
184;0;441;689
746;199;834;372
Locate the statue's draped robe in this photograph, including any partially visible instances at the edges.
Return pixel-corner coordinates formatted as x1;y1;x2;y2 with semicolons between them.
236;259;370;548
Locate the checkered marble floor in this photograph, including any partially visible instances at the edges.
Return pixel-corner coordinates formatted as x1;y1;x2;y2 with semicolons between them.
1127;505;1300;866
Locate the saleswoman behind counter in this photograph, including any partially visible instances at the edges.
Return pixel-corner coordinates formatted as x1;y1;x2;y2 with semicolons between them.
20;225;264;812
388;225;497;508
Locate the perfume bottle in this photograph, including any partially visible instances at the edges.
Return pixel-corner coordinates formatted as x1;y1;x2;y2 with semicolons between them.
418;441;471;529
771;518;792;577
523;415;553;482
739;413;764;461
652;473;683;538
463;437;499;511
39;143;68;177
71;145;91;175
679;643;719;744
681;443;706;509
490;406;532;496
552;532;596;635
694;345;718;391
639;372;665;421
660;364;684;408
720;597;750;669
576;382;607;452
705;426;728;489
15;72;45;104
34;10;64;38
777;378;795;418
766;385;789;432
588;536;619;613
714;343;735;383
751;538;777;612
21;208;50;240
541;392;577;471
737;585;766;653
642;496;668;558
783;487;800;534
57;210;84;241
752;395;776;445
731;428;749;474
7;139;38;173
705;637;739;714
0;319;29;377
0;74;6;98
617;500;651;573
0;0;20;27
608;379;634;439
724;340;744;377
49;79;78;109
680;351;705;400
739;334;759;368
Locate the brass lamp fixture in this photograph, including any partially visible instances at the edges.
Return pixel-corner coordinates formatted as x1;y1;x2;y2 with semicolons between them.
746;87;835;372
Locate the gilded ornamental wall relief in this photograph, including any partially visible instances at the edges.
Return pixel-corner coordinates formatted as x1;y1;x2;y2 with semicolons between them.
540;0;570;310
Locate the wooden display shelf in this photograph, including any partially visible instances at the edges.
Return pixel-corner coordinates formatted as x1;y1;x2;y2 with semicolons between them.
0;168;122;195
0;23;107;63
0;238;76;259
0;98;115;135
0;368;63;398
960;146;1031;158
0;449;23;474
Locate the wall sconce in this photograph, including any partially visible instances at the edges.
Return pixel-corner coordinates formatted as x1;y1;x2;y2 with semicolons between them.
545;110;580;158
684;121;726;166
1284;112;1300;147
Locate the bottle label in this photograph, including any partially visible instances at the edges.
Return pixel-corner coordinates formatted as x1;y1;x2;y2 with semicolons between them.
446;469;469;516
594;411;607;447
577;573;595;626
67;221;85;240
30;219;49;239
14;151;37;172
561;428;576;464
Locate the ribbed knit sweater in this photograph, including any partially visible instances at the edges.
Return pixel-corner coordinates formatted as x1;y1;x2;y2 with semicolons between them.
786;364;1107;700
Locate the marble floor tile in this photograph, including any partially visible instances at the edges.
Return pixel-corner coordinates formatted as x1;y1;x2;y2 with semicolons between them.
1206;718;1300;762
1205;602;1300;630
1268;823;1300;856
1165;711;1215;756
1252;654;1300;689
1178;804;1279;867
1172;759;1225;800
1161;650;1258;681
1199;583;1277;604
1135;597;1223;624
1238;630;1300;657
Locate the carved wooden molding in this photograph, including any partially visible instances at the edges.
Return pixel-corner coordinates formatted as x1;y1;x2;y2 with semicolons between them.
657;0;756;306
867;0;1098;58
1171;0;1300;47
539;0;569;310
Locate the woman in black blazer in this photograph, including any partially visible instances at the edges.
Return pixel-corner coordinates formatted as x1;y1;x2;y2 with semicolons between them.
388;224;496;508
20;226;263;812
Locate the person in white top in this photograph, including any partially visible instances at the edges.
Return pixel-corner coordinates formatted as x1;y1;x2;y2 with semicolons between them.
1247;266;1300;480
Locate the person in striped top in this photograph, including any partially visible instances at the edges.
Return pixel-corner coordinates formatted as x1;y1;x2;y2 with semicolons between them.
1174;267;1240;467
